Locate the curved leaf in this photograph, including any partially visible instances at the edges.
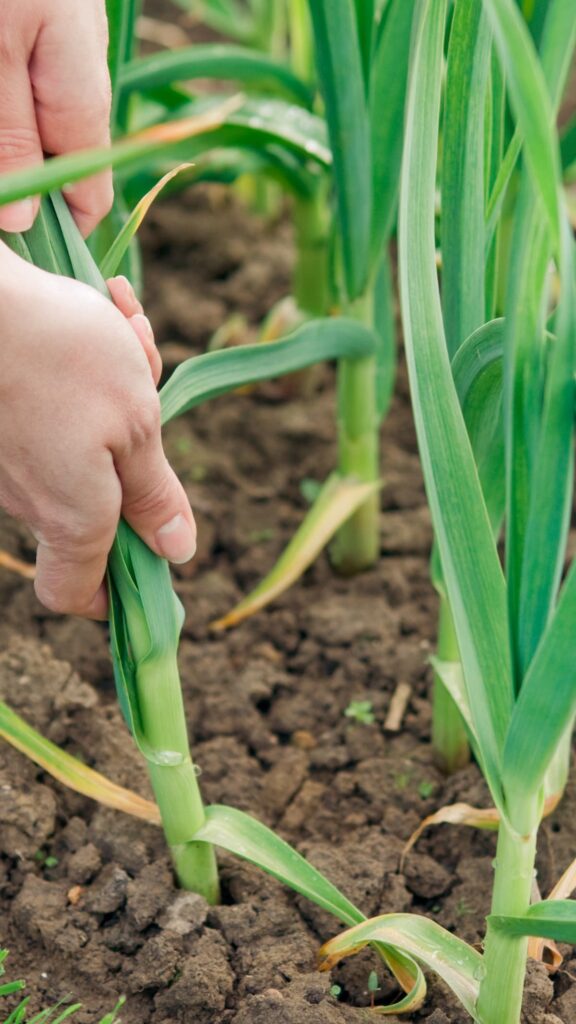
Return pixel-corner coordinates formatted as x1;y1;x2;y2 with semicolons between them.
159;318;376;424
196;804;362;926
120;44;313;107
502;558;576;798
122;146;320;206
318;915;482;1018
194;803;425;1007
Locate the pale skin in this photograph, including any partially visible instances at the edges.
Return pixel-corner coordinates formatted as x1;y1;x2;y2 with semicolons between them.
0;0;197;619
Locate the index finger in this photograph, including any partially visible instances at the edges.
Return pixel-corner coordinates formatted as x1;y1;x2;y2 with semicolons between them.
29;0;114;235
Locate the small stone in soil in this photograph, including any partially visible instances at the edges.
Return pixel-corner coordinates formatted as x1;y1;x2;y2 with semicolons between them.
157;892;209;936
84;864;129;915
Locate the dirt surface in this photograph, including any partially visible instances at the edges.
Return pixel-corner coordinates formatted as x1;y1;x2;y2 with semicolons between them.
0;183;575;1024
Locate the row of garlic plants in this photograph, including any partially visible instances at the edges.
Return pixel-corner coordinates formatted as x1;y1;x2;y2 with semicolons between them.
0;1;576;1020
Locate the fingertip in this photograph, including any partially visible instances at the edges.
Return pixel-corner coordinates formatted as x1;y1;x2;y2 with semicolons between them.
108;275;144;316
129;313;162;385
0;197;38;233
155;512;197;564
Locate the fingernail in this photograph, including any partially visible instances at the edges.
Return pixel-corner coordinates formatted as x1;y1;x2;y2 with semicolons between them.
132;312;154;339
0;199;35;233
156;514;196;563
117;275;142;309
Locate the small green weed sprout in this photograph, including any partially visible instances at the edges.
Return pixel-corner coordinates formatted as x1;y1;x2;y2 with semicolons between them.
344;699;376;725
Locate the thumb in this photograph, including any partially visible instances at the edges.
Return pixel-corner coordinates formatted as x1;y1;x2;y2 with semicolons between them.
0;63;42;232
116;426;197;565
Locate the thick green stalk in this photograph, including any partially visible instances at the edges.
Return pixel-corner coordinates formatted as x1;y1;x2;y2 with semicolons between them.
476;821;538;1024
135;655;219;901
331;288;380;574
293;190;330;316
108;505;219;901
432;597;470;773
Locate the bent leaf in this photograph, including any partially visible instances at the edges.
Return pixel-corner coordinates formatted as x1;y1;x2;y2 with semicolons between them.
194;804;421;1004
159;318;376;424
404;789;561;863
491;900;576;943
119;44;313;107
99;163;192;278
211;474;381;630
196;804;362;925
403;802;501;862
318;914;482;1018
0;701;160;824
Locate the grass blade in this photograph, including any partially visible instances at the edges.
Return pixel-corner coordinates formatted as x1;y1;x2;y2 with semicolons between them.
482;0;563;250
99;164;192;277
353;0;376;90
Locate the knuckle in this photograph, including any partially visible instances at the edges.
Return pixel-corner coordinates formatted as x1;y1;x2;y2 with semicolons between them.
88;75;112;126
39;73;112;148
0;125;40;164
123;470;175;520
40;510;115;557
126;396;162;451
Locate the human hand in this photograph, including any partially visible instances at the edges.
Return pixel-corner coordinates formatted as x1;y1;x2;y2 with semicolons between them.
0;0;112;236
0;246;197;619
